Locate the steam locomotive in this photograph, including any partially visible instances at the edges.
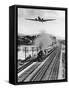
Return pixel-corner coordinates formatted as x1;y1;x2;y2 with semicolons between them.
36;46;56;62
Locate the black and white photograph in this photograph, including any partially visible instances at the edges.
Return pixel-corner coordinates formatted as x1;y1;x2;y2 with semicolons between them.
17;7;66;83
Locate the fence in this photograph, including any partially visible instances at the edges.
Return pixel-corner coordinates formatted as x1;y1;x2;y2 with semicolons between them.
21;46;40;59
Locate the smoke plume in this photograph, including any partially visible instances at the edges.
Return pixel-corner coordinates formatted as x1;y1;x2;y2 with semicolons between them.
34;31;52;50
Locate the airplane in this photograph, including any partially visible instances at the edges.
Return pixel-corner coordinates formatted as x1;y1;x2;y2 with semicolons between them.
25;16;56;23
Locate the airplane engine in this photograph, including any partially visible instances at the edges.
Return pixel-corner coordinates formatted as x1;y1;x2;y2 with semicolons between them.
35;18;37;21
42;18;43;20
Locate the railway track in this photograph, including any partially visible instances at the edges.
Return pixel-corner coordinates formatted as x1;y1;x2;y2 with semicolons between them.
42;48;61;80
48;49;60;80
18;47;61;82
18;47;56;73
28;47;58;81
18;62;41;82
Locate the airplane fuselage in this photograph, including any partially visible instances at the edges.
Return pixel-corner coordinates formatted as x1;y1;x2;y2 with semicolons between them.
25;16;56;22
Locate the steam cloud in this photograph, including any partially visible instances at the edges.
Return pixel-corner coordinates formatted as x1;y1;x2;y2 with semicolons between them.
34;31;52;50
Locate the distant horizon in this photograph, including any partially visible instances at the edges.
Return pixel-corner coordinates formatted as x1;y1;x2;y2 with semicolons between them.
18;32;65;40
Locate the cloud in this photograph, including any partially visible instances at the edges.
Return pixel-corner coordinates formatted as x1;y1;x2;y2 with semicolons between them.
18;8;65;19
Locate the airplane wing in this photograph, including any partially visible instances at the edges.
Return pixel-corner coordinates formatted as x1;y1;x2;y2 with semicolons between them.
25;18;37;21
43;19;56;22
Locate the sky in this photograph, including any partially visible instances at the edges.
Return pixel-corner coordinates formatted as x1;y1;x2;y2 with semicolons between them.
18;8;65;39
